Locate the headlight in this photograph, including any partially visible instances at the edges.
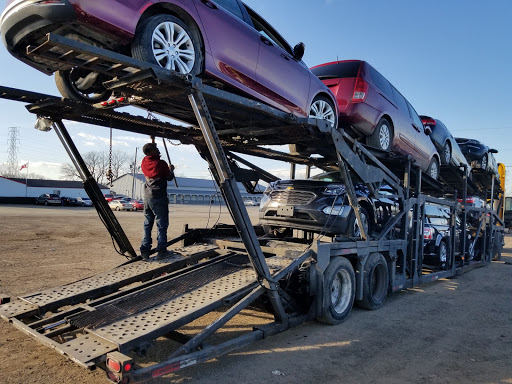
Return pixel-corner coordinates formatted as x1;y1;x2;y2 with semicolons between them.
323;206;345;216
323;185;346;195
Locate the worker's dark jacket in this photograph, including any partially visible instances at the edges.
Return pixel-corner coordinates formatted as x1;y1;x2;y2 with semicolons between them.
141;155;173;200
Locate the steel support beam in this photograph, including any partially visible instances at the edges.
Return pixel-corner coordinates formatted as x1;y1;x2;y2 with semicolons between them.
52;120;137;258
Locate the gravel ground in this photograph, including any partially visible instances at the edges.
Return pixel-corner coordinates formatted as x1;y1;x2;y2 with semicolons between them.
0;204;511;384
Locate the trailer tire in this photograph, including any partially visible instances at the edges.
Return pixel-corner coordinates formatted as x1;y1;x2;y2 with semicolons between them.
356;252;388;310
317;257;355;325
132;14;204;77
55;69;112;103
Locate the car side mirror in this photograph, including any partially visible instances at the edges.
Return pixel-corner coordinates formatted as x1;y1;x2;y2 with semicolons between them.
490;148;498;154
424;126;432;136
293;42;305;61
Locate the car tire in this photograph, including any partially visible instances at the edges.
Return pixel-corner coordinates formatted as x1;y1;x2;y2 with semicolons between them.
368;118;393;152
55;68;112;103
480;153;488;170
438;240;449;270
441;142;452;165
82;203;85;207
132;14;204;76
309;95;337;128
316;256;355;325
133;207;137;211
427;157;440;180
344;206;371;238
355;252;389;310
44;201;48;206
116;207;120;211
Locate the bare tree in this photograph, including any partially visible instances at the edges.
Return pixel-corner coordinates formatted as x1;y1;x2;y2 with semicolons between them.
60;150;129;184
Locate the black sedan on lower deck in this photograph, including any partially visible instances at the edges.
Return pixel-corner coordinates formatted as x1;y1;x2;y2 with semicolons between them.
258;171;397;238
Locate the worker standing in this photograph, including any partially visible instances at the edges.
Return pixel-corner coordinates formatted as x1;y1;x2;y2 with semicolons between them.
140;142;175;259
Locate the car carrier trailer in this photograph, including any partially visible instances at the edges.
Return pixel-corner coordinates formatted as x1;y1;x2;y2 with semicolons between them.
0;34;505;383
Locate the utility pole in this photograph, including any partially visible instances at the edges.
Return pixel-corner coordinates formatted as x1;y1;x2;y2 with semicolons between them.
131;147;138;199
7;127;20;177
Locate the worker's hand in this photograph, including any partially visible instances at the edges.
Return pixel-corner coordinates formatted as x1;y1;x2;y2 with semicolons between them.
170;164;175;172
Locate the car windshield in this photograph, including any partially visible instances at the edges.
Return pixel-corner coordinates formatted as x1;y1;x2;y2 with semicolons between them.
311;61;361;80
50;194;60;198
310;171;344;183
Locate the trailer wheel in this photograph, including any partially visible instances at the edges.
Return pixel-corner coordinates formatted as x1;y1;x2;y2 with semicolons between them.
132;14;204;76
317;257;355;325
55;68;112;103
356;252;388;310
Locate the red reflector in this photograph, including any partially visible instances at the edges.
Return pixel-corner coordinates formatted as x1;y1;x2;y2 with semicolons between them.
124;363;132;372
421;118;436;126
108;99;116;105
466;198;476;204
352;77;368;103
107;358;121;372
117;97;126;102
101;101;108;106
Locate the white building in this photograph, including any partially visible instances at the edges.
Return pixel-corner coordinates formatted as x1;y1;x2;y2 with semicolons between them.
111;174;263;204
0;177;110;199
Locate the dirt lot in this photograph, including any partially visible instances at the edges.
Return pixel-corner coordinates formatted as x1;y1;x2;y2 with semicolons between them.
0;204;511;384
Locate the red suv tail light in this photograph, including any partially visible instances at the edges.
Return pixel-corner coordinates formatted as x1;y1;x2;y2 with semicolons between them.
352;77;368;103
421;117;436;126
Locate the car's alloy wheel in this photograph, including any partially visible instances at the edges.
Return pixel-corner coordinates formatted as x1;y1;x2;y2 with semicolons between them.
442;142;452;165
132;14;204;76
428;158;439;180
309;95;336;128
55;68;112;103
369;118;393;151
481;154;488;170
353;208;369;238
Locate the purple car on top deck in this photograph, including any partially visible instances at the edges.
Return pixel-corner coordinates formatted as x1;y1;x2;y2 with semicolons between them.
1;0;337;126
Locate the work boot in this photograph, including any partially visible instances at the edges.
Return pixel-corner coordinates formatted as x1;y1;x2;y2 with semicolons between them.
156;249;168;260
140;250;150;260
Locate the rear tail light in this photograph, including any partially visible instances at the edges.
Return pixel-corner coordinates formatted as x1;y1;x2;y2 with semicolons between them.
352;77;368;103
466;198;476;204
421;118;436;126
424;227;434;240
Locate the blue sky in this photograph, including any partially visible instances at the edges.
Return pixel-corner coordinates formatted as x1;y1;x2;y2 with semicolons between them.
0;0;511;191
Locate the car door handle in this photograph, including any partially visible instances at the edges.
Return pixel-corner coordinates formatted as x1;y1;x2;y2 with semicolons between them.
280;53;290;61
412;123;421;132
260;36;273;46
200;0;217;9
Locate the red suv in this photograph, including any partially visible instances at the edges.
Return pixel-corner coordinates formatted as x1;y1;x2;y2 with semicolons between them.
311;60;440;179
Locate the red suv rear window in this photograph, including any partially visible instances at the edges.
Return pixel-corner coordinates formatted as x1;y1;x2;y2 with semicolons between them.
311;61;361;80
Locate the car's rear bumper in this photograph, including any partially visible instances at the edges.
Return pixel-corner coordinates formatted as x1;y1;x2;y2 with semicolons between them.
1;0;76;52
338;102;380;136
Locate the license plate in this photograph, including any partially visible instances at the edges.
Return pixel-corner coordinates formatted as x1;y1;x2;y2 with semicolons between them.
277;206;294;217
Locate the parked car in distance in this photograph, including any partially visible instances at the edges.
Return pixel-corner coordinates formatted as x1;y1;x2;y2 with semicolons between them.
1;0;337;127
244;199;258;206
259;171;398;238
130;200;144;211
76;197;93;207
310;60;440;178
108;200;133;211
61;196;81;206
35;193;62;206
420;115;470;174
104;194;115;202
455;138;499;176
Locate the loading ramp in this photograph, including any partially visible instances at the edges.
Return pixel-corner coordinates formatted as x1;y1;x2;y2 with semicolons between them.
0;34;505;382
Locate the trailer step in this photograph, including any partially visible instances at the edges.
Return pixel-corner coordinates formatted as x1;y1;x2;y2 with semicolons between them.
0;244;219;319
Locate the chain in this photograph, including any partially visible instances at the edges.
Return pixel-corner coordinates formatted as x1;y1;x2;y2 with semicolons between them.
106;118;114;186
